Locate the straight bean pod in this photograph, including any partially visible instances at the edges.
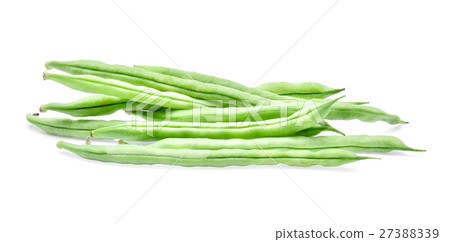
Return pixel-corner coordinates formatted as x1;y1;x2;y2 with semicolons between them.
137;101;405;124
328;102;406;124
151;135;423;152
256;81;344;99
40;95;127;117
57;141;375;167
26;113;124;139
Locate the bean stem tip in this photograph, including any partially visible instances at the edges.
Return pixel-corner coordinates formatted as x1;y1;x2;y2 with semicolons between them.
118;140;129;145
86;132;93;145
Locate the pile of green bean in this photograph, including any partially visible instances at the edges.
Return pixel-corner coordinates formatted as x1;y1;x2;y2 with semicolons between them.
27;60;423;167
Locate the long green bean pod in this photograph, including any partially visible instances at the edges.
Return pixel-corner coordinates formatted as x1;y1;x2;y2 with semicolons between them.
40;95;127;117
328;102;406;124
46;60;277;106
57;141;375;167
26;113;124;139
134;101;405;124
256;81;344;99
132;109;343;136
151;135;423;152
28;106;341;140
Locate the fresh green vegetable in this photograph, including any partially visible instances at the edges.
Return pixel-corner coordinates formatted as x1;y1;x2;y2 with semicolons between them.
134;101;405;124
40;95;127;117
57;141;375;167
151;135;423;153
257;81;344;99
26;113;124;139
25;59;422;168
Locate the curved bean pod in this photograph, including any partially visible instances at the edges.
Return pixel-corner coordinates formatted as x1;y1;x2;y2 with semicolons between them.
57;141;374;167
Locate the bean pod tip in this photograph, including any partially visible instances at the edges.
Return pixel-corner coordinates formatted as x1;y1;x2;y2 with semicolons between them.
44;61;52;70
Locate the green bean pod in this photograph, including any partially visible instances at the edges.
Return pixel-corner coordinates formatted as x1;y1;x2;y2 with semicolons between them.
46;60;275;105
57;141;375;167
134;100;405;124
40;95;127;117
151;135;423;152
256;81;344;99
43;72;217;110
135;108;343;136
328;102;407;124
28;104;339;140
26;113;124;139
90;98;338;140
134;65;295;101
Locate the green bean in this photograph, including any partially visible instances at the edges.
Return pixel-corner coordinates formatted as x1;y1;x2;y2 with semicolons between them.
46;60;275;105
134;100;405;124
26;113;124;139
43;72;217;110
328;102;407;124
29;105;339;140
89;98;338;140
131;110;343;136
57;141;374;167
133;65;295;101
40;95;127;117
256;81;344;99
151;135;423;152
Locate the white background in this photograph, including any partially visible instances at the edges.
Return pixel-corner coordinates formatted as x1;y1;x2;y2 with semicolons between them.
1;0;449;241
